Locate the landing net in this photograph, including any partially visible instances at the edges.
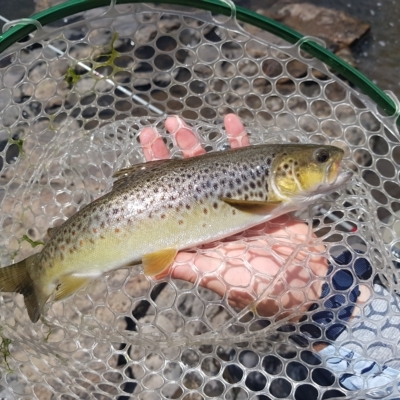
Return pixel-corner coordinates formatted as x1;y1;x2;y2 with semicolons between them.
0;1;399;399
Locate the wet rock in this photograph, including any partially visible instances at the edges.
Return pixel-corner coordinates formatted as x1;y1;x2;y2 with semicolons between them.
244;1;369;78
260;1;370;51
34;0;64;14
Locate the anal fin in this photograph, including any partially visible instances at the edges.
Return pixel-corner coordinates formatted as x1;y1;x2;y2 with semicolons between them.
54;275;92;301
221;197;282;215
143;248;177;276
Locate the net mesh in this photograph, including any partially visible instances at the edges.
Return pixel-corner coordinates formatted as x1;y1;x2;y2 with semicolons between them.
0;2;400;399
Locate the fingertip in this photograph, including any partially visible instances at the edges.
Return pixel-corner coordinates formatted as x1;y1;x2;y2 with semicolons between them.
140;126;170;161
166;115;205;157
165;115;180;134
139;126;157;145
224;114;250;148
224;114;243;134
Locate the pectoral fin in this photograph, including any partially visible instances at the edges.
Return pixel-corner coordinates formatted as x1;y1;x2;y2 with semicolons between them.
142;248;177;276
54;274;92;301
221;197;282;215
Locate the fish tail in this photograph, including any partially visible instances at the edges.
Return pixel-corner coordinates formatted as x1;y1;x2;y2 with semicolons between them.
0;255;47;323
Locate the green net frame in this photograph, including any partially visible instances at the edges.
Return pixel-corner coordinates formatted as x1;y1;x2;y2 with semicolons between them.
1;0;398;119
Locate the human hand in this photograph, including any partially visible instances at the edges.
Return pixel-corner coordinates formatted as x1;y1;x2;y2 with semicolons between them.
140;114;329;317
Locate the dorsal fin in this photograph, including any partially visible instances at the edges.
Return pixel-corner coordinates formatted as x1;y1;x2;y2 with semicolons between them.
112;159;173;189
47;227;58;237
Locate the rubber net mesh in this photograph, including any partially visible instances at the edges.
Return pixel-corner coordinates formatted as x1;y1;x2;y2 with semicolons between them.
0;2;400;399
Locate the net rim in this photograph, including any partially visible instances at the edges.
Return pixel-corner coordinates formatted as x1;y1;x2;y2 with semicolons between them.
0;0;398;122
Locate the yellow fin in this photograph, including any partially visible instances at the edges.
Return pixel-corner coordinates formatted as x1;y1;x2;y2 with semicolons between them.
221;197;282;215
142;248;177;276
54;275;91;301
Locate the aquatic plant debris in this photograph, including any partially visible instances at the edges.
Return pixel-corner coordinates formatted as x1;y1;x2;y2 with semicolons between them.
0;329;11;371
22;235;44;248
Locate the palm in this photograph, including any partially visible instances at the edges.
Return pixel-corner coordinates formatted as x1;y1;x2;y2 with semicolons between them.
139;115;328;315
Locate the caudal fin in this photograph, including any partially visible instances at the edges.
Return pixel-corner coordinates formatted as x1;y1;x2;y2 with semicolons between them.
0;255;47;323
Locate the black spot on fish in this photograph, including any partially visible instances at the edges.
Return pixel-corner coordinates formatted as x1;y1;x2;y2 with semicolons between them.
244;194;249;200
232;209;236;215
213;202;218;209
213;183;218;190
178;220;183;225
250;182;256;189
294;161;299;166
186;204;191;210
236;178;241;185
226;192;232;198
283;164;289;170
203;208;208;214
266;158;272;166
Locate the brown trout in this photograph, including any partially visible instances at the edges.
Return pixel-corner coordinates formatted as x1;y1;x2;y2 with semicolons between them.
0;144;351;322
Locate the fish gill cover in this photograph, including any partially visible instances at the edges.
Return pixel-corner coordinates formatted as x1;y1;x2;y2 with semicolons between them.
0;1;399;399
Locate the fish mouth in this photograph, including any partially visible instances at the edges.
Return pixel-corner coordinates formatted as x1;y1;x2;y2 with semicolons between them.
318;165;353;194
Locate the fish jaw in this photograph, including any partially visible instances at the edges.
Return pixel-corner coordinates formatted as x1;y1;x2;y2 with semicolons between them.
289;169;352;205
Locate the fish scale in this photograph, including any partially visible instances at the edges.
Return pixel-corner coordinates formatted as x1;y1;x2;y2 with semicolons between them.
0;143;351;322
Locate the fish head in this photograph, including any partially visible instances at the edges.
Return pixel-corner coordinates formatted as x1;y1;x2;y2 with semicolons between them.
271;145;351;201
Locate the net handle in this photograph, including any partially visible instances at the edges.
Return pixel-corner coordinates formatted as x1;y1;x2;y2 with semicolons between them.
0;0;398;123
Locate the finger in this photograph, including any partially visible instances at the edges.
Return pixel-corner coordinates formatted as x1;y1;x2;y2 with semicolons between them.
224;113;250;148
140;126;170;161
165;115;206;158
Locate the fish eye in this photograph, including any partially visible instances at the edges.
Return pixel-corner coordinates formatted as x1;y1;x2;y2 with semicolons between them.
314;148;330;163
